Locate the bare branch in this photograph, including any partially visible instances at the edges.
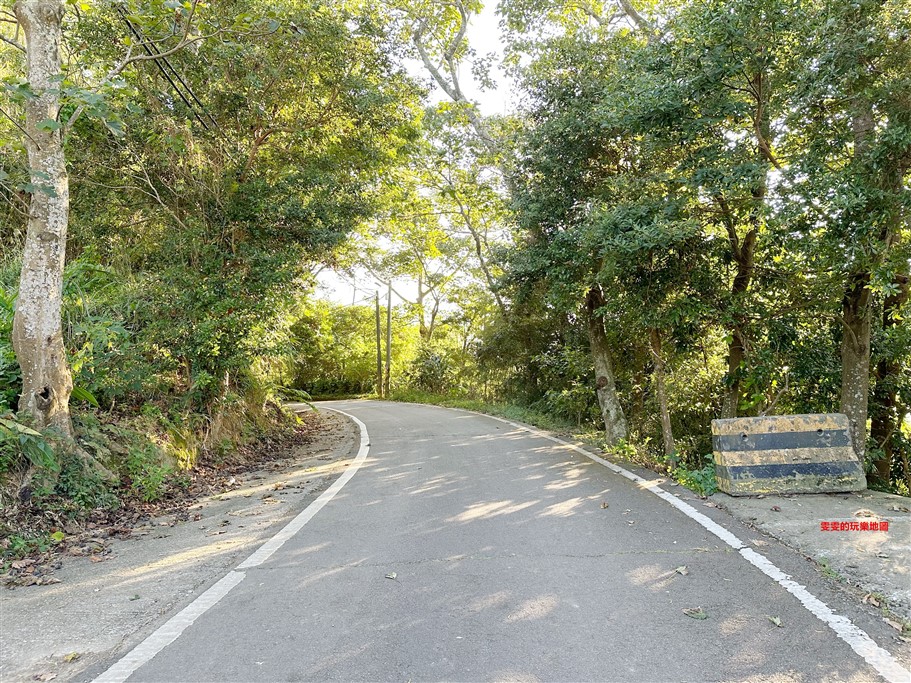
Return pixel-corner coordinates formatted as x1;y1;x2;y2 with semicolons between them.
0;33;25;52
615;0;659;42
1;105;38;147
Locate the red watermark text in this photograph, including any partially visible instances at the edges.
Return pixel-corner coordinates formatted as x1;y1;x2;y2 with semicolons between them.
820;521;889;531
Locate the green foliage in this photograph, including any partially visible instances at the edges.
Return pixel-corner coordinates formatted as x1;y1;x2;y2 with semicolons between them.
0;275;19;412
603;439;639;461
52;448;119;510
124;441;171;503
668;454;719;497
1;531;55;561
492;0;910;493
0;413;58;479
406;346;451;393
0;0;426;511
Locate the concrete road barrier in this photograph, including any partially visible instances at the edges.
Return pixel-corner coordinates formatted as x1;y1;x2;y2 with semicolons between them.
711;413;867;496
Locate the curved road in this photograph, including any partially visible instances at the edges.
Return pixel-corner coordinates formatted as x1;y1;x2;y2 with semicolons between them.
93;400;904;682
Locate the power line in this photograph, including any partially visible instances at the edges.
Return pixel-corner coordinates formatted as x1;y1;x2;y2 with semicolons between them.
116;7;227;142
116;7;208;130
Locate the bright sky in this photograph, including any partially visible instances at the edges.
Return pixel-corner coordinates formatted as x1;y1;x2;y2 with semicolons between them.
314;1;511;306
461;2;513;116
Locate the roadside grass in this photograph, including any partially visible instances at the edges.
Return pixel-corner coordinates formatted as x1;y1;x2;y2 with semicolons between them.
387;388;606;446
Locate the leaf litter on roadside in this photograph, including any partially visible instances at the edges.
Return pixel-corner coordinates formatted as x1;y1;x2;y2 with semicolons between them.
767;615;782;627
862;593;882;608
2;417;323;589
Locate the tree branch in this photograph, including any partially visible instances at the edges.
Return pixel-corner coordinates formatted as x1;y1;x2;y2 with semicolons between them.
0;33;25;52
615;0;659;42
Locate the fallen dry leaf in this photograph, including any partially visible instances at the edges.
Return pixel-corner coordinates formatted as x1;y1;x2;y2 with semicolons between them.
34;673;56;681
771;506;781;512
600;502;609;509
674;566;689;576
767;615;782;628
385;572;397;580
884;618;903;631
63;653;80;663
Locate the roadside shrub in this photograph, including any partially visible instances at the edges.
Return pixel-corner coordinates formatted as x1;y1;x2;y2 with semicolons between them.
668;453;718;496
124;442;171;502
0;283;19;412
407;346;451;393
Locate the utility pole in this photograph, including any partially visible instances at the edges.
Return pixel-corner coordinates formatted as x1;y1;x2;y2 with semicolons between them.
384;283;392;397
375;291;383;397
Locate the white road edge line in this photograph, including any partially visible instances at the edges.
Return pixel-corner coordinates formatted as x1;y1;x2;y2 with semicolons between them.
463;408;910;683
93;408;371;683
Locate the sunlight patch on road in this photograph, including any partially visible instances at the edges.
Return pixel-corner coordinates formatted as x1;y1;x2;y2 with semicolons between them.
505;595;559;623
447;500;537;522
468;590;511;613
539;497;584;518
113;539;251;580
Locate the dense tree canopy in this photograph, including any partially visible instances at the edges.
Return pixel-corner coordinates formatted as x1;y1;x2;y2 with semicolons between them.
0;0;908;515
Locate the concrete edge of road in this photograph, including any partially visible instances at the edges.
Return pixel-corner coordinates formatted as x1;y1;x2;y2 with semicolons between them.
91;408;370;683
426;401;909;683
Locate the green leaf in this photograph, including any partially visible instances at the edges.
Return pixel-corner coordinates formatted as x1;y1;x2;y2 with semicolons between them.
70;386;99;407
50;531;65;543
683;607;708;620
0;416;42;438
35;119;62;132
103;118;124;137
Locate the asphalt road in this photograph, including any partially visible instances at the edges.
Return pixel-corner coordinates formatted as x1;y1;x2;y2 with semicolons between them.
96;400;898;682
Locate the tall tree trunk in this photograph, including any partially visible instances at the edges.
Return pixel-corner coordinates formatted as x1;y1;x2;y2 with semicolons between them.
721;66;770;419
374;291;383;397
384;284;392;397
719;232;756;419
649;328;675;456
586;286;627;446
12;0;73;436
840;275;873;460
869;270;908;485
838;100;877;460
